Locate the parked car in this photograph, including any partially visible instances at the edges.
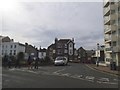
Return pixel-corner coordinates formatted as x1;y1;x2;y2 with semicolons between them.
54;56;68;66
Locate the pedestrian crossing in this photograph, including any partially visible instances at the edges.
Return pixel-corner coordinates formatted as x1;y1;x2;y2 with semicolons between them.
4;67;118;85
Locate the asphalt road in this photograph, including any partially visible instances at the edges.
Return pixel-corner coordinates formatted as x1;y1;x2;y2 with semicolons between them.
2;63;119;88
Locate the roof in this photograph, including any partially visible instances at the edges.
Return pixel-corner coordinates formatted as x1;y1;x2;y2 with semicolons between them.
57;39;73;44
78;47;85;50
40;48;46;52
48;44;55;49
0;36;11;42
86;50;95;56
19;43;25;46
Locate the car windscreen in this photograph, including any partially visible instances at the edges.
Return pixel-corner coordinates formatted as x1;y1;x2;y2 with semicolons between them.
56;57;66;60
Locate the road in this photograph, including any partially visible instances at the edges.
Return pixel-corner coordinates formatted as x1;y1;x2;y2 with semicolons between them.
2;63;119;88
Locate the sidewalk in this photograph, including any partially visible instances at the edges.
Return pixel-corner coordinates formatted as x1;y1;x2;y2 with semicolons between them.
86;64;119;76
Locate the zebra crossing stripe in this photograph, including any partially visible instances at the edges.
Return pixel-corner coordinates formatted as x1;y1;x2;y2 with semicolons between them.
98;78;109;82
85;76;95;82
60;73;71;77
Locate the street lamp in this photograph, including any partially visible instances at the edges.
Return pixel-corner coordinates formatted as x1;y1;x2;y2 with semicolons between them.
96;43;99;67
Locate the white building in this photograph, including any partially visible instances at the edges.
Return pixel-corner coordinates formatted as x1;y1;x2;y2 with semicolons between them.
0;36;25;57
38;48;46;59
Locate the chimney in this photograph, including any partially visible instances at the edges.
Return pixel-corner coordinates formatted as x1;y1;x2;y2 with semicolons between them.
25;43;28;46
72;38;74;42
55;37;58;43
11;39;14;42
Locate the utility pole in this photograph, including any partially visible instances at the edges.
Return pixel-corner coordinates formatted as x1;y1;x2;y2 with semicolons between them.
96;43;99;67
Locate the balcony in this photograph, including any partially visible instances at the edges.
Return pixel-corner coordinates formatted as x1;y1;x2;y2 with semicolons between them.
104;0;109;7
104;4;117;16
105;47;112;52
105;36;112;43
104;16;110;25
104;25;111;34
104;6;110;16
105;25;117;34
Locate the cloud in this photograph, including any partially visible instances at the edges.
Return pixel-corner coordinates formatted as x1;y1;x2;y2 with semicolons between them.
2;2;104;49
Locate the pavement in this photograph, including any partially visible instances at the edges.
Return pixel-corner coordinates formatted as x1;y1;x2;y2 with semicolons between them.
86;64;119;76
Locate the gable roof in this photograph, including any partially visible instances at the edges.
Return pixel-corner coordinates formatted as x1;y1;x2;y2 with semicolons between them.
57;39;74;44
40;48;46;52
48;44;55;49
0;36;11;42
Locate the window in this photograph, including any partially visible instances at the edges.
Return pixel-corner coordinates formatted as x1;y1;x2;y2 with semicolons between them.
111;2;114;4
112;31;116;35
69;49;73;55
64;44;67;48
69;43;73;48
2;50;3;55
14;45;16;48
64;49;67;53
11;45;13;48
118;7;120;13
70;50;72;54
57;50;62;55
10;50;12;55
113;41;116;46
14;50;16;55
2;45;4;48
118;18;120;24
5;50;7;54
53;50;55;53
41;52;43;56
57;44;62;48
111;20;117;25
111;10;115;14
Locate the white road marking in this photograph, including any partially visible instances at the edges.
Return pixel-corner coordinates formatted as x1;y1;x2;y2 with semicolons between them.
4;67;118;85
113;79;119;81
97;81;118;85
85;76;95;81
53;68;65;73
8;68;16;71
60;73;71;77
77;75;83;78
27;70;38;74
98;78;109;82
70;74;81;78
52;72;60;76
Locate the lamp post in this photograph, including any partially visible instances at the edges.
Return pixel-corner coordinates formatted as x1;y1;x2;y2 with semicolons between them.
96;43;99;67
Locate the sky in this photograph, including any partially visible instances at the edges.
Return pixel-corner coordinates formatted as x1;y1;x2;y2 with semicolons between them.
1;0;104;50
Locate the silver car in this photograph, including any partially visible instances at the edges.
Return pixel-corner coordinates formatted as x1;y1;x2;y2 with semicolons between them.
54;57;68;66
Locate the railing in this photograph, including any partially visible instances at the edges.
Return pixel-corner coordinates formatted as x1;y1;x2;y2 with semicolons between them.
104;25;111;32
104;6;110;15
105;36;111;41
105;47;112;51
104;16;110;24
104;0;109;7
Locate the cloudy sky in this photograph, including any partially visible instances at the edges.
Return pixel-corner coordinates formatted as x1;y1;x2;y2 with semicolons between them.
1;0;104;50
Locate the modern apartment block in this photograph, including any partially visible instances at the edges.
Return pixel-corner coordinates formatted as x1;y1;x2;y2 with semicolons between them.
103;0;120;67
